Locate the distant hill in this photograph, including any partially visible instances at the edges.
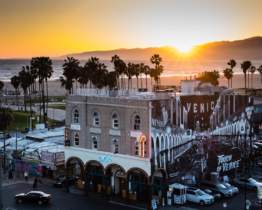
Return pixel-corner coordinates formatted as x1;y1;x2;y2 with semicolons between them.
60;36;262;61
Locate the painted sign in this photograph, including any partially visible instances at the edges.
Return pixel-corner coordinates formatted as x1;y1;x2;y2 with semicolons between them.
151;99;171;129
216;154;240;173
179;95;218;130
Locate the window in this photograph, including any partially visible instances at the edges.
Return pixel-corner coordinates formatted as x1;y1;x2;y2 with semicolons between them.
73;109;79;124
74;133;79;146
112;113;119;129
92;111;100;126
112;139;119;154
134;135;147;157
92;136;98;150
134;115;141;130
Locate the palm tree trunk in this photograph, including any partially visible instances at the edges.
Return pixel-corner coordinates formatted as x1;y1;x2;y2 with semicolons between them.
45;79;49;124
23;89;27;112
244;73;247;93
145;75;148;90
38;81;42;122
140;76;143;89
228;79;230;88
136;77;139;90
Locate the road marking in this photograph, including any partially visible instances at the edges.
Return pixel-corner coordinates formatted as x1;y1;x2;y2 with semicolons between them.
109;200;146;210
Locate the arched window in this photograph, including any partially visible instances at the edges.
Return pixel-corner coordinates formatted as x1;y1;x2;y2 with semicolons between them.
73;109;79;124
74;133;79;146
112;138;119;154
92;111;100;127
92;136;98;150
134;115;141;130
135;135;146;157
112;113;119;129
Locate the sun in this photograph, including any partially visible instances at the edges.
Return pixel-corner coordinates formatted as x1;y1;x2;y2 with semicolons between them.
175;43;193;54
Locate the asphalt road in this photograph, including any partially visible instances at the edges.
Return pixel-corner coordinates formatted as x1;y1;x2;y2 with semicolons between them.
2;182;136;210
2;182;258;210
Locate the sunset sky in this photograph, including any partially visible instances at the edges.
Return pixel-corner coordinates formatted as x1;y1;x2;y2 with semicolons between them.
0;0;262;58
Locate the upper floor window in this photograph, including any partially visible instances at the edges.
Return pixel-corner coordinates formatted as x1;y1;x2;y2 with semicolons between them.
92;111;100;127
112;113;119;129
92;136;98;150
73;109;79;124
135;135;147;157
74;133;79;146
134;115;141;130
112;138;119;154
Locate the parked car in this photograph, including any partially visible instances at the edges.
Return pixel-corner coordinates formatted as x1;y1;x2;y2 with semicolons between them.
233;177;261;190
15;191;51;205
223;182;239;195
201;182;233;197
186;187;215;205
202;188;221;201
53;175;78;188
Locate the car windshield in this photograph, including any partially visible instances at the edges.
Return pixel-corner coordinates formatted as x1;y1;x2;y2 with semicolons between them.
248;178;257;184
196;190;206;196
224;183;231;187
217;184;227;189
205;189;212;193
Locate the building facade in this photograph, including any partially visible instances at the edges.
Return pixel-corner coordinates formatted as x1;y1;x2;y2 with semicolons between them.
64;89;193;202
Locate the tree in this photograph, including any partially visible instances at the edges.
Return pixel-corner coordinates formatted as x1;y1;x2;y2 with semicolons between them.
31;57;53;124
11;75;21;107
0;80;4;107
197;70;220;86
150;54;163;89
250;66;256;89
133;64;140;89
106;71;117;90
0;80;3;92
143;65;150;90
126;63;136;89
258;65;262;84
227;59;236;88
241;61;252;92
111;55;126;89
19;68;31;112
223;68;233;88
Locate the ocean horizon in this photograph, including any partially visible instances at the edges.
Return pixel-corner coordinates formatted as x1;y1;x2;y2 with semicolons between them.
1;59;262;82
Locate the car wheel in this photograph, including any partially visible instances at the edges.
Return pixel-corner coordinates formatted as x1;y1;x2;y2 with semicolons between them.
200;200;205;206
16;199;23;204
38;200;43;205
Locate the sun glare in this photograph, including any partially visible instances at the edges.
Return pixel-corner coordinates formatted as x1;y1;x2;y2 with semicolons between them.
175;43;193;54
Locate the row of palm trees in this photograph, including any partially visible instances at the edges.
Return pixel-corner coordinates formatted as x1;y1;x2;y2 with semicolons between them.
223;59;262;90
10;57;53;124
60;54;164;93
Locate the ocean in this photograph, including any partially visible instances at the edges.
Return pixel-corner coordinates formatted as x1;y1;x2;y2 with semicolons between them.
1;59;262;93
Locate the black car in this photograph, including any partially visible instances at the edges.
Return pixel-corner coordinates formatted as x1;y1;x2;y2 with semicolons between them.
53;175;78;188
15;191;51;205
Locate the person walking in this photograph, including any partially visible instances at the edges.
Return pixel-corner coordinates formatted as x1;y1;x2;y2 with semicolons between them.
33;178;38;189
24;171;28;181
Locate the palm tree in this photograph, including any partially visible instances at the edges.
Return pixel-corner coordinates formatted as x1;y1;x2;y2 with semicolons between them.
31;57;53;124
11;75;21;107
111;55;126;89
106;71;118;90
19;68;31;112
241;61;252;93
0;80;3;92
126;63;135;90
227;59;236;88
133;64;140;89
61;57;80;93
150;54;163;89
143;65;150;90
223;68;233;88
250;66;256;89
0;80;4;107
258;65;262;83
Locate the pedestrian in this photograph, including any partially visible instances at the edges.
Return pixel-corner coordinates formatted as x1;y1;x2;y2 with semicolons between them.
24;171;28;181
33;178;38;189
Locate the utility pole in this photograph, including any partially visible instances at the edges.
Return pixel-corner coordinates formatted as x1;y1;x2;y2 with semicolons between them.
0;158;3;210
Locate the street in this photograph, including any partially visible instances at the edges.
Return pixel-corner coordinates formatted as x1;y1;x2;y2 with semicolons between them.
2;181;258;210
